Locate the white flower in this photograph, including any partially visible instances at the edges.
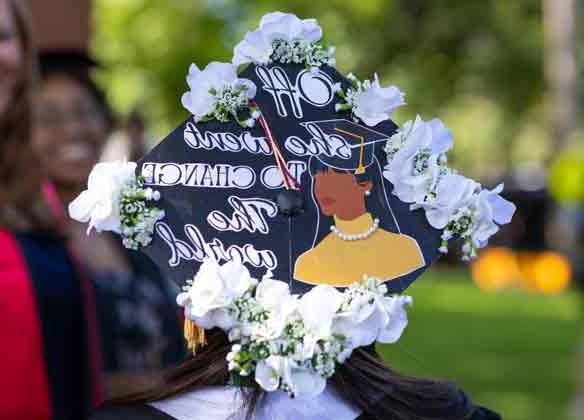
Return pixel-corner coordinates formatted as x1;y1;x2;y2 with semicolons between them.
68;161;137;234
418;173;480;229
384;116;452;203
255;356;282;392
181;62;256;122
332;279;412;348
177;258;254;329
254;278;298;339
469;183;516;248
377;295;413;343
286;366;327;398
298;285;344;340
255;355;326;398
352;75;405;126
233;12;323;66
255;278;295;312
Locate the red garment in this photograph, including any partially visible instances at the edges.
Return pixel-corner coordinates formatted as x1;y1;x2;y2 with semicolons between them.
0;230;52;419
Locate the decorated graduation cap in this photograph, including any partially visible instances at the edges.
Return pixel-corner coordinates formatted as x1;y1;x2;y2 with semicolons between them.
69;12;516;398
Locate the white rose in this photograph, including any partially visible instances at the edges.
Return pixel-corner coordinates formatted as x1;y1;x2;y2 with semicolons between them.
181;62;257;121
353;75;405;127
286;366;326;398
384;116;452;203
233;12;323;66
333;293;412;348
254;278;298;339
418;173;480;229
255;355;326;398
470;183;516;248
68;161;137;234
298;285;344;340
177;259;254;329
377;295;413;344
254;356;282;392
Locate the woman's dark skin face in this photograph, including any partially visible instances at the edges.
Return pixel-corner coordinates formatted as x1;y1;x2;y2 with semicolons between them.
314;168;372;220
32;74;107;191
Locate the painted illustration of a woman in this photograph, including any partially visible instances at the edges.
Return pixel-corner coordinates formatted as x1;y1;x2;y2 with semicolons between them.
294;120;425;286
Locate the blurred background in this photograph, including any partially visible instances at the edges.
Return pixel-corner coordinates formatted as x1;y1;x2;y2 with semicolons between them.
28;0;584;419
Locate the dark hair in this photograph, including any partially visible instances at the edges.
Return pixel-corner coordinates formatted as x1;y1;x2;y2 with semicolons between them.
38;50;115;131
110;329;472;420
0;0;54;231
309;155;373;185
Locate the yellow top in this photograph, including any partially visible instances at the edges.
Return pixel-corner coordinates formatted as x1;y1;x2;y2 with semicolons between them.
294;213;425;286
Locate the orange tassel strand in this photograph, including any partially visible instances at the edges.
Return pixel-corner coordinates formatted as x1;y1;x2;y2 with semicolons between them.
184;319;207;354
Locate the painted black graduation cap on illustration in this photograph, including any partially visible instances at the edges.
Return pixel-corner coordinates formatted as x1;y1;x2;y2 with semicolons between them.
136;62;442;294
305;119;390;173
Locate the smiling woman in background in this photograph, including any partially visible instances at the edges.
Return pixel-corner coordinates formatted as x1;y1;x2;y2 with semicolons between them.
32;50;185;399
0;1;104;419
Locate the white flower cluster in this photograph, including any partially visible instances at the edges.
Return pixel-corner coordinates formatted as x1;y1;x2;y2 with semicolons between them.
118;181;165;250
68;161;165;250
176;259;411;398
334;73;405;127
232;12;335;70
181;62;259;128
383;116;516;259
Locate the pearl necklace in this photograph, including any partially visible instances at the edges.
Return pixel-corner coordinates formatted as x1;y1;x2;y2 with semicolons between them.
330;218;380;241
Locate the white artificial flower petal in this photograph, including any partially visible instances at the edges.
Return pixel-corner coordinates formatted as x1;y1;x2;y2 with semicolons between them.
422;174;479;229
255;359;280;392
176;292;190;307
181;61;256;121
255;278;291;309
353;79;405;127
68;161;136;234
426;118;453;154
298;285;343;338
289;367;327;398
68;190;97;224
218;259;253;298
184;259;242;321
482;183;516;225
232;29;273;66
233;12;324;66
384;116;457;205
377;296;412;344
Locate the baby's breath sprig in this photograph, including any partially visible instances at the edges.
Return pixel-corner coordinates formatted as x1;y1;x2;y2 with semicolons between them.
440;207;478;261
334;73;371;120
199;84;260;129
119;176;165;250
270;39;336;70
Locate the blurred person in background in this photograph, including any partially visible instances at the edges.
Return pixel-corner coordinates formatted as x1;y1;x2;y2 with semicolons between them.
32;50;185;399
0;0;104;418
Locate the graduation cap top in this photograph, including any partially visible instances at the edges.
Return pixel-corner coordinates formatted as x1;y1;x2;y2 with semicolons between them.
69;11;516;398
304;119;390;174
69;12;515;290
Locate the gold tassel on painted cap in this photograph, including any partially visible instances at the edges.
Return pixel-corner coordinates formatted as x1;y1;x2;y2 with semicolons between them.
184;319;207;354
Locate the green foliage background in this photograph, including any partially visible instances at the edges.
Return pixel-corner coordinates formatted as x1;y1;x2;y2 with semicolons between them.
91;0;557;182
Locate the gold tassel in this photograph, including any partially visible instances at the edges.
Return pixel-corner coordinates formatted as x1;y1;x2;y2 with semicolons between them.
184;319;207;355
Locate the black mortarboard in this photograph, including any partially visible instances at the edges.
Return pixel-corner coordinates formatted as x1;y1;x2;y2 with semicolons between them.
134;63;440;294
303;119;390;174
